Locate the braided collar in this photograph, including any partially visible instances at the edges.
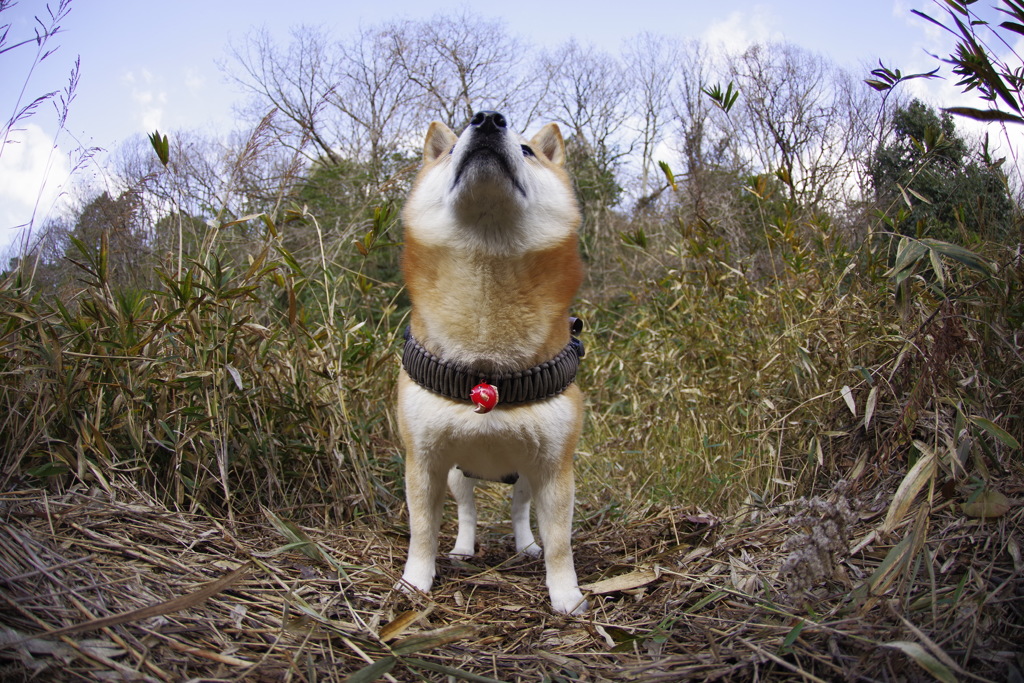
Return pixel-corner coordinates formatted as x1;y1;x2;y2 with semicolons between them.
401;318;584;405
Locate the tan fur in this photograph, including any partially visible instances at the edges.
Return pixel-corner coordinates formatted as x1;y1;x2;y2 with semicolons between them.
396;113;587;614
403;236;583;370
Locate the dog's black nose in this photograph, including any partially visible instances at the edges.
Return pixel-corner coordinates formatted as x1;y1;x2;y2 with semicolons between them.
470;111;507;134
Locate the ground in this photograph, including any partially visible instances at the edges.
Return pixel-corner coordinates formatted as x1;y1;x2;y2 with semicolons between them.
0;473;1021;681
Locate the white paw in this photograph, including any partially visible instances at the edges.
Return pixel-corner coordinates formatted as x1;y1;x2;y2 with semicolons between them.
517;541;542;558
395;575;432;596
549;587;588;615
448;545;475;559
397;559;435;595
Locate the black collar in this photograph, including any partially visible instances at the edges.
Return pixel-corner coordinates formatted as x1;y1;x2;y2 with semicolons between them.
401;318;584;405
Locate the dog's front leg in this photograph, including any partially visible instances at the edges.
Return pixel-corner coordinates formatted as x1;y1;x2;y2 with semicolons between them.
400;451;446;594
531;468;587;615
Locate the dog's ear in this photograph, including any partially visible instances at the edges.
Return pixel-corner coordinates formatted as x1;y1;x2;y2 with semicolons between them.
424;122;458;163
529;123;566;166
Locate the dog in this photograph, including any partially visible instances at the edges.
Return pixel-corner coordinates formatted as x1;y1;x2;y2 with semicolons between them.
396;110;587;615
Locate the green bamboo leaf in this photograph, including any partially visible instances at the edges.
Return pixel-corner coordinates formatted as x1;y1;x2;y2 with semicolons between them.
27;461;70;477
252;541;318;558
940;0;969;16
779;619;807;654
658;160;676;190
853;535;913;603
918;239;992;276
259;213;278;237
148;130;170;166
942;106;1024;123
275;246;304;275
884;642;957;683
870;64;900;84
702;81;740;113
912;9;960;34
263;509;323;561
403;657;506;682
606;624;646;652
342;655;396;683
887;238;927;278
999;20;1024;36
928;247;946;285
98;230;109;282
970;416;1021;449
685;590;726;613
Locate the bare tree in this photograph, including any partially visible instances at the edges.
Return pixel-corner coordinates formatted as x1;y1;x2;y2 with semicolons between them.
225;13;539;175
331;23;420;178
623;33;680;197
728;43;873;211
226;26;342;165
393;11;537;131
668;40;746;225
540;40;632;198
533;39;635;263
98;112;304;276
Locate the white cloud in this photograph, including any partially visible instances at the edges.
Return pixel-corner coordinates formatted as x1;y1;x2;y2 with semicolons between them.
0;123;72;252
184;68;206;93
893;0;943;43
138;95;166;133
703;6;783;55
124;68;168;133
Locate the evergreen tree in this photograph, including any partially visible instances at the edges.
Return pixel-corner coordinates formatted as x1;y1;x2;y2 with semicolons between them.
869;99;1013;243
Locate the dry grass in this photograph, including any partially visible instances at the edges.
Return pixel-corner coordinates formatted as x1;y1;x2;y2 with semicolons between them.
1;452;1021;682
2;109;1023;680
2;203;1023;681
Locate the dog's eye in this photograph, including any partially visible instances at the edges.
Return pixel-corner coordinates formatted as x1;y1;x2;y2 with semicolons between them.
521;145;535;157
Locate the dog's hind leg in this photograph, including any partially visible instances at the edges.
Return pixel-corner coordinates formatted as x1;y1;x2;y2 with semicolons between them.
511;477;541;557
448;467;477;558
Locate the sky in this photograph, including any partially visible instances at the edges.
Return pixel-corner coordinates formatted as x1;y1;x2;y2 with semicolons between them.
0;0;1015;253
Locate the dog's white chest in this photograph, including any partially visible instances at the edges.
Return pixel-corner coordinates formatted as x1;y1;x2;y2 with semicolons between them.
398;374;578;480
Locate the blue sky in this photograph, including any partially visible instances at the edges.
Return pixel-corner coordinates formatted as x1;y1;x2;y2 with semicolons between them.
0;0;1012;252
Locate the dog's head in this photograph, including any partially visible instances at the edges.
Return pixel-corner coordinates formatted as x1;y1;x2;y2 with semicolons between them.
403;111;580;253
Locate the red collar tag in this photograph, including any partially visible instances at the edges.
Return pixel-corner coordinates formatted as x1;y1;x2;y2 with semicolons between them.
470;382;499;413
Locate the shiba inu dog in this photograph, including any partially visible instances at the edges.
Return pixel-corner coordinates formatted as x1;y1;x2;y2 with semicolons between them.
396;110;587;615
